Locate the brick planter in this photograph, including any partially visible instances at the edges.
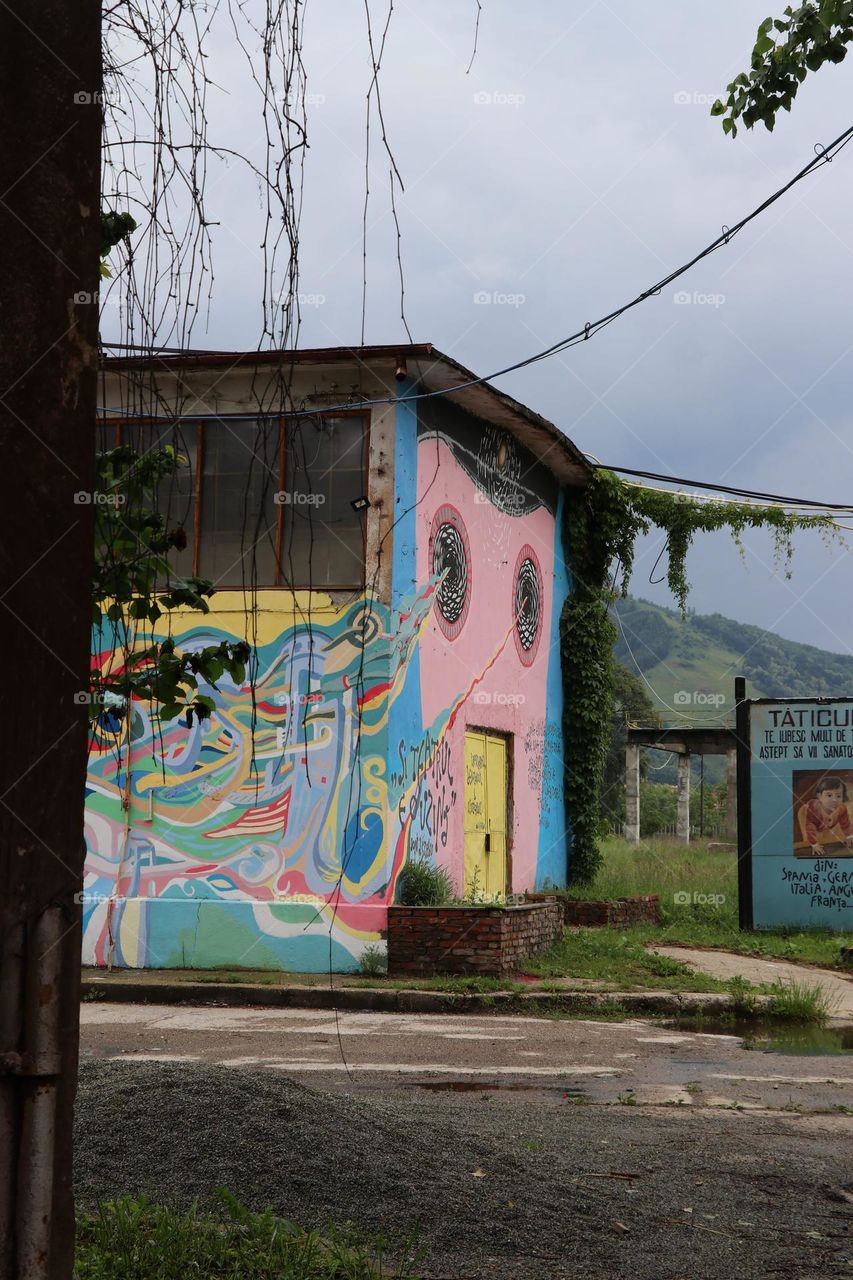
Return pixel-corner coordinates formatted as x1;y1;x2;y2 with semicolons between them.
559;895;660;928
387;901;563;977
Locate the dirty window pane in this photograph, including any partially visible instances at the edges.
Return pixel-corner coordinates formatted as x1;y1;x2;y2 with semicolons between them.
122;420;198;581
198;418;279;587
280;415;367;588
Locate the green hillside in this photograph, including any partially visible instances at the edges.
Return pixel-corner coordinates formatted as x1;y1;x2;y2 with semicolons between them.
612;596;853;725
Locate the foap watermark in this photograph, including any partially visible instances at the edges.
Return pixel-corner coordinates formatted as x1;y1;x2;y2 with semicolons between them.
73;88;121;106
474;290;525;308
272;891;325;905
73;491;125;507
73;291;122;308
297;292;325;308
473;90;525;107
474;489;526;509
674;891;726;908
674;289;725;308
274;491;325;506
283;92;326;108
673;90;717;107
75;891;128;905
274;691;323;707
74;691;105;706
473;690;525;706
674;690;725;707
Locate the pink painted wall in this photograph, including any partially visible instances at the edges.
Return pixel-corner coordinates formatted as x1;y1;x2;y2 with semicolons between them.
415;432;558;894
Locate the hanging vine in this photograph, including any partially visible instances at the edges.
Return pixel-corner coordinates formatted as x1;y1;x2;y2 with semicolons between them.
561;467;842;884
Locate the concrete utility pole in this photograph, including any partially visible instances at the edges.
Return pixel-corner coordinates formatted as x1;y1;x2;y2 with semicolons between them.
0;3;101;1277
725;747;738;843
676;755;691;843
624;743;640;842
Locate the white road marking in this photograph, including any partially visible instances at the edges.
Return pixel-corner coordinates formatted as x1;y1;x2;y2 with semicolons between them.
265;1062;624;1076
711;1074;853;1087
104;1053;201;1063
440;1033;525;1041
80;1007;551;1036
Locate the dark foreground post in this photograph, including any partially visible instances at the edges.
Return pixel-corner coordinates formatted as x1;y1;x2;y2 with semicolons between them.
0;3;101;1276
734;676;753;930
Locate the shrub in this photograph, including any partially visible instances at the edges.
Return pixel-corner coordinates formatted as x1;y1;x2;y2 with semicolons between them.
396;855;455;906
766;979;834;1025
728;975;759;1017
358;944;387;977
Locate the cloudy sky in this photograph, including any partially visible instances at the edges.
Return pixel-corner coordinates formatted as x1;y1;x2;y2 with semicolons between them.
107;1;853;657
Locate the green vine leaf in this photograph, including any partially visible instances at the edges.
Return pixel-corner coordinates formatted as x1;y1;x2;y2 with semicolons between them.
561;469;842;883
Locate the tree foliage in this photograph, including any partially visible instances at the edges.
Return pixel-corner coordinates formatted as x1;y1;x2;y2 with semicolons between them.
712;3;853;136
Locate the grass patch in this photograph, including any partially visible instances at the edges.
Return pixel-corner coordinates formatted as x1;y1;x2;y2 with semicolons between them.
75;1191;418;1279
189;972;278;986
765;979;834;1024
564;836;852;969
728;975;760;1017
346;974;527;994
525;927;728;993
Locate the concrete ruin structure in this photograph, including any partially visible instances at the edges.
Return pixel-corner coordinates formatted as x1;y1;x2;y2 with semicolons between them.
624;725;738;843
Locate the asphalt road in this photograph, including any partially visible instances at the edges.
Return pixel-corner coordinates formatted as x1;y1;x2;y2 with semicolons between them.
79;1003;853;1112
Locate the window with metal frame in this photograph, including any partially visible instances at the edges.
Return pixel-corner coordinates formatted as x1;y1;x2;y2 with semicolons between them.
97;413;369;589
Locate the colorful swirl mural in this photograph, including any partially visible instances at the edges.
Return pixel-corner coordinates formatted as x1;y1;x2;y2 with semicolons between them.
82;400;571;972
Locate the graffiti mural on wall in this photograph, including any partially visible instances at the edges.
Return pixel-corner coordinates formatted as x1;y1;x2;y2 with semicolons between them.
83;399;571;971
83;589;436;971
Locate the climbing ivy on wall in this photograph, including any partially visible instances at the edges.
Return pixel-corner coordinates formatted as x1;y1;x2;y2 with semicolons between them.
560;468;840;884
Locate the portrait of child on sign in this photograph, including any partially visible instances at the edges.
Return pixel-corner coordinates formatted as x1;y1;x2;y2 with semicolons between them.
792;770;853;858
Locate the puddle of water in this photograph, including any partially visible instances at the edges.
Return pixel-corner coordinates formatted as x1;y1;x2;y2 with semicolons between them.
665;1017;853;1056
743;1025;853;1056
404;1080;588;1099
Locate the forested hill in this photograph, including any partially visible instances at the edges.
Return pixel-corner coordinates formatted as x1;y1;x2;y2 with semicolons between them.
612;596;853;719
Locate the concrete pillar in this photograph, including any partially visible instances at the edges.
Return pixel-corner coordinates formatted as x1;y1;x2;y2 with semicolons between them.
725;747;738;843
677;753;691;844
625;743;640;843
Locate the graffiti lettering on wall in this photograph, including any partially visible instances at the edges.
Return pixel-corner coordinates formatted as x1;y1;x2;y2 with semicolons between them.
391;727;457;860
523;719;563;832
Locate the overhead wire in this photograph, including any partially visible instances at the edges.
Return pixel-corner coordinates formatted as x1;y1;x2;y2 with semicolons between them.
97;119;853;423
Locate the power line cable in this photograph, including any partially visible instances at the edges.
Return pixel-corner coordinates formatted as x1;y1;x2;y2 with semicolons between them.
596;464;853;511
98;121;853;422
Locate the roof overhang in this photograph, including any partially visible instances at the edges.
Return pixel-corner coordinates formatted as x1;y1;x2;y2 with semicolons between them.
101;342;591;487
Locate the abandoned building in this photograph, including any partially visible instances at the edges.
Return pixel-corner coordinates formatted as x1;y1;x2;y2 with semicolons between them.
83;344;591;970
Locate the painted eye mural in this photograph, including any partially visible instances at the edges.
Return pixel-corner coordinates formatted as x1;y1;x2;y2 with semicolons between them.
430;504;471;640
513;544;542;666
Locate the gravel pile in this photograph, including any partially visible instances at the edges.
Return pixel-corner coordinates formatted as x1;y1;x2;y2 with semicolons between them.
75;1060;853;1279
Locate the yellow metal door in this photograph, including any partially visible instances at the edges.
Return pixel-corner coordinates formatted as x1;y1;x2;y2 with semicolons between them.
464;732;507;899
485;735;507;897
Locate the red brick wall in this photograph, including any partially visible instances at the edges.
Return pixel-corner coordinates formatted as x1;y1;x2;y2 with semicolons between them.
559;895;660;927
387;902;564;977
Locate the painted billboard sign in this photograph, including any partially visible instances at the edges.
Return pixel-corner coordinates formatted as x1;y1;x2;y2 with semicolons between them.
741;695;853;929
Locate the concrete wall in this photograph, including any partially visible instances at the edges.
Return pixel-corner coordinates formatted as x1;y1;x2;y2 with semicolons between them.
82;364;571;971
408;398;569;896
